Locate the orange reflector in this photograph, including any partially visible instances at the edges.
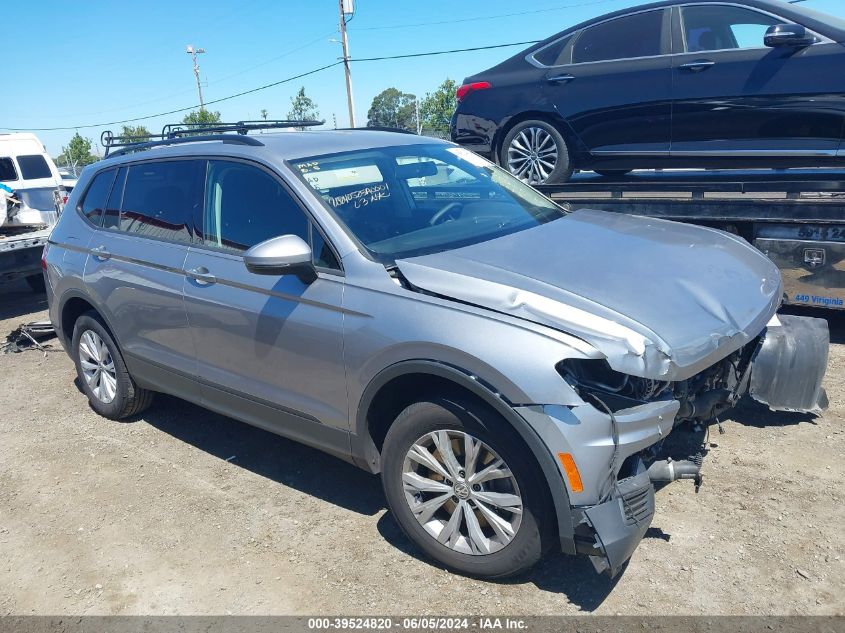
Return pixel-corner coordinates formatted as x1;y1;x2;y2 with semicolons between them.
558;452;584;493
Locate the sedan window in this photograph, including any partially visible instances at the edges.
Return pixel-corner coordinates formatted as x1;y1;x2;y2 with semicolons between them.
681;5;780;52
572;10;663;63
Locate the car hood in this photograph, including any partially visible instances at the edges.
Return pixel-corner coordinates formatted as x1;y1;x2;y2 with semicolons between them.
395;209;782;381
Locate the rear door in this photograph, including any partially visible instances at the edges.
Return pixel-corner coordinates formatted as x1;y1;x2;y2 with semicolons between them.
83;159;201;387
671;3;845;156
543;8;672;155
182;159;348;432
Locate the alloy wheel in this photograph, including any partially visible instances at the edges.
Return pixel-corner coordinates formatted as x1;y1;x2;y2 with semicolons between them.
402;429;523;555
506;126;559;184
78;330;117;404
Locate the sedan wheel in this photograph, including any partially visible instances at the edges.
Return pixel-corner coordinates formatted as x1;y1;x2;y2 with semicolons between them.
500;119;572;184
402;429;523;555
78;329;118;403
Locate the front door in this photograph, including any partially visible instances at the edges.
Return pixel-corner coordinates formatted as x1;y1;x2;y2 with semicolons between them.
182;159;348;433
544;7;672;155
671;3;845;156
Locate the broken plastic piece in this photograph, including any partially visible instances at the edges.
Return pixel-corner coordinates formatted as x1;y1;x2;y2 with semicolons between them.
749;314;829;414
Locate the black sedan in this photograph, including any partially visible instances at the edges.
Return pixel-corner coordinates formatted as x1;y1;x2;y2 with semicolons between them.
450;0;845;183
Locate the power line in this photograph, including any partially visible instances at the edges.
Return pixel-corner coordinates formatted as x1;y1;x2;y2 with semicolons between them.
353;40;541;62
3;62;345;132
2;39;540;132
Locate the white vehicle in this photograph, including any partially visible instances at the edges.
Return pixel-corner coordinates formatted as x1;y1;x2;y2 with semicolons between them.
0;133;65;291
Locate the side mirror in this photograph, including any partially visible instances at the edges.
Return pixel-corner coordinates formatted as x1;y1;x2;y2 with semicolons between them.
243;234;316;282
764;23;813;48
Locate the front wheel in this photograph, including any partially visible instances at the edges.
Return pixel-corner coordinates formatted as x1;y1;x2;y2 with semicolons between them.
500;120;572;184
381;397;552;578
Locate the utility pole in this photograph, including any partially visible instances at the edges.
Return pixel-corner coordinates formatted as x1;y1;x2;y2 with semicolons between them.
338;0;356;127
186;45;206;110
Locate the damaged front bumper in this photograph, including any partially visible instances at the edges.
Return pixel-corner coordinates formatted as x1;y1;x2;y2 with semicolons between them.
516;315;829;578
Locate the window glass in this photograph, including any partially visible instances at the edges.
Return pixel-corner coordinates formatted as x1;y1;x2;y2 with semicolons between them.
0;157;17;182
291;144;565;262
532;35;572;66
204;160;308;253
79;169;115;225
119;161;197;242
682;5;780;52
311;225;340;270
103;167;126;230
573;10;663;63
17;155;53;180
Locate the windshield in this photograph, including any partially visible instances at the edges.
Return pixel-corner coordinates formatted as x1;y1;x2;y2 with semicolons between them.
291;143;565;261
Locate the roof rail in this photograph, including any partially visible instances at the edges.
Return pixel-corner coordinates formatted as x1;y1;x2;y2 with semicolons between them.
338;126;416;135
101;134;264;158
101;119;324;157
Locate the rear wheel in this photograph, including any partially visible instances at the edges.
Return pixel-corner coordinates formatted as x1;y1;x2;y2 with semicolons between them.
381;396;552;578
500;120;572;184
71;312;154;419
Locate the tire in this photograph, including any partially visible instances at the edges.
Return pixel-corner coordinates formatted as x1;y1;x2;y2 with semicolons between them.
593;169;631;179
499;119;572;184
25;274;46;293
381;396;553;578
71;312;154;420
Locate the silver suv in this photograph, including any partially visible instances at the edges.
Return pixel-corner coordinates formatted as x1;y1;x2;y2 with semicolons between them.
44;128;828;579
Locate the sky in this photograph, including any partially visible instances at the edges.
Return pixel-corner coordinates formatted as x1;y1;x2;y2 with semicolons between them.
2;0;843;156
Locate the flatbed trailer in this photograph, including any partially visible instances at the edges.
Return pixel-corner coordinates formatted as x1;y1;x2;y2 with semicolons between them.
536;169;845;311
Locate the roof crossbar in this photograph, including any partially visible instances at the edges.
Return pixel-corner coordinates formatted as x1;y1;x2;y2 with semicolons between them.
100;119;324;157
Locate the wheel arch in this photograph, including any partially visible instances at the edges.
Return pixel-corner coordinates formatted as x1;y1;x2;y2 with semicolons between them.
353;359;575;550
57;289;118;349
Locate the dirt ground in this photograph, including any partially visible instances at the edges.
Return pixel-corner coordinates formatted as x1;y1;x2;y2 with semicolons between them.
0;277;842;616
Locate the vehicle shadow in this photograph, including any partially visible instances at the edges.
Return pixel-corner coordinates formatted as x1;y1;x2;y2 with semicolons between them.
375;510;622;610
726;397;817;428
0;279;47;321
92;384;624;608
129;393;385;517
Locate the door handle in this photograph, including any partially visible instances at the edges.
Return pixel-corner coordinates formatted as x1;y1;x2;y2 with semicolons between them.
546;74;575;84
91;245;111;261
186;266;216;286
679;60;715;72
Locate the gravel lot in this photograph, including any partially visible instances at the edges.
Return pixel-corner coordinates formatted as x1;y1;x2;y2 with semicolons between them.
1;278;843;616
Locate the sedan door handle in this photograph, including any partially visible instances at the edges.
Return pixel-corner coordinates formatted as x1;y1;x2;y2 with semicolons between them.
186;266;216;286
91;245;111;261
679;60;715;72
546;73;575;84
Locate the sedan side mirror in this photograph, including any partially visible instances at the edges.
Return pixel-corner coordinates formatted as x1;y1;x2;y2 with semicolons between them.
764;23;814;48
243;234;316;282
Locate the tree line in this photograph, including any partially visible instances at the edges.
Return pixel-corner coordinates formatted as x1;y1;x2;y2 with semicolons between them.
55;79;456;169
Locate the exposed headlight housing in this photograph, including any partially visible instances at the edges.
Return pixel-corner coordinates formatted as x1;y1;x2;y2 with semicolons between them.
557;359;672;412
